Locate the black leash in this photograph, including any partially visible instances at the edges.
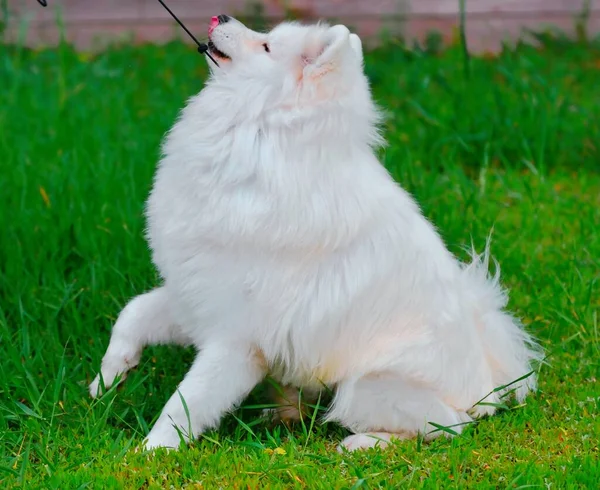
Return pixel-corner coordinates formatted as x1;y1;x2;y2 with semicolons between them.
36;0;219;66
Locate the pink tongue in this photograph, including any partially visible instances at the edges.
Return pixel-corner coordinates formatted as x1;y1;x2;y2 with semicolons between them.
208;16;219;35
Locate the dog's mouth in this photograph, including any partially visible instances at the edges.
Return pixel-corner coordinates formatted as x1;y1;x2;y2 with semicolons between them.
207;40;231;61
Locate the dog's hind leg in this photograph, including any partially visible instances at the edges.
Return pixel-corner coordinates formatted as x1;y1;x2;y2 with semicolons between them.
89;286;191;397
263;383;321;425
326;372;473;452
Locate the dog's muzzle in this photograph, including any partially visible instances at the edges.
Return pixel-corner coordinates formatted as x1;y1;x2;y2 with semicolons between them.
209;14;231;35
208;14;233;60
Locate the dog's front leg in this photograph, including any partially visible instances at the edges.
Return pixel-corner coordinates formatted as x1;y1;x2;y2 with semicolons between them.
143;341;266;450
89;287;190;397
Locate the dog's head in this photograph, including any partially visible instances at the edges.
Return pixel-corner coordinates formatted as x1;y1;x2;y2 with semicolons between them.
204;15;376;124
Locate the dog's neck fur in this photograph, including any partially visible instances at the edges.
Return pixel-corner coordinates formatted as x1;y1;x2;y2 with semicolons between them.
163;81;384;173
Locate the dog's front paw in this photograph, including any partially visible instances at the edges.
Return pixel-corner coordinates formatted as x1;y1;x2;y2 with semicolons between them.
88;368;127;398
88;373;112;398
89;342;143;398
337;432;398;453
142;436;179;452
143;421;189;452
143;435;181;452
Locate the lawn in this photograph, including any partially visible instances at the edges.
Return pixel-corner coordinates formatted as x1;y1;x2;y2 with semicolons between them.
1;26;599;489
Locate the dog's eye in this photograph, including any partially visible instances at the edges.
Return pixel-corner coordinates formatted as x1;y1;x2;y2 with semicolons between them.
263;43;270;53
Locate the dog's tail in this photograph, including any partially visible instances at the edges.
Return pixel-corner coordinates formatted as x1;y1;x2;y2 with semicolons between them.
461;237;545;402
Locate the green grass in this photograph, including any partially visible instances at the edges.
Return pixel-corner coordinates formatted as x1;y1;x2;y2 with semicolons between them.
1;28;600;489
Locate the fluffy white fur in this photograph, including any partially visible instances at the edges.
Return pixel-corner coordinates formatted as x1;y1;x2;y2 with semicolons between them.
89;17;543;452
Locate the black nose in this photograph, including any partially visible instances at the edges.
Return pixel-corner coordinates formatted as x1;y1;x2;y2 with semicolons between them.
217;15;231;24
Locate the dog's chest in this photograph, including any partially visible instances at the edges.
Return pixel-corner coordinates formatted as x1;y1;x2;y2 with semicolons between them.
149;157;380;258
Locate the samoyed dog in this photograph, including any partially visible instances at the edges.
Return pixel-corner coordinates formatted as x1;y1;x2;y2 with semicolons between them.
89;15;543;452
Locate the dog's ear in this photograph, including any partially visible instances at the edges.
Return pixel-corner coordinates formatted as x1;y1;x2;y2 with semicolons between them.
302;25;359;81
349;33;363;62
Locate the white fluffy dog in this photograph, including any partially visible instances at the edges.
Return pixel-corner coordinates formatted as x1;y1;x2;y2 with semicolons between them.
89;15;543;452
